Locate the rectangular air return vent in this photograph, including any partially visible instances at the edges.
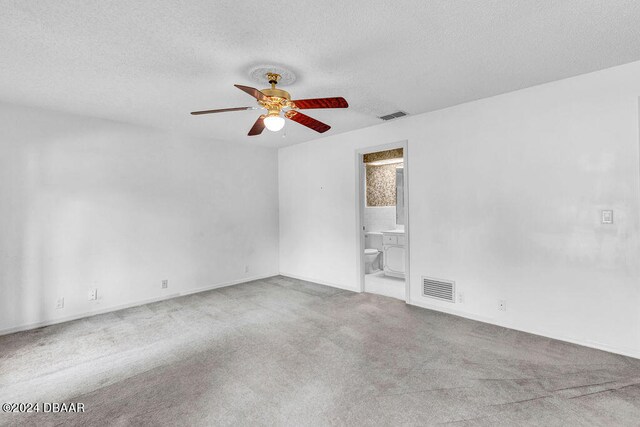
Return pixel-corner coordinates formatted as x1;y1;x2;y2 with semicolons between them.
422;276;455;302
379;111;408;121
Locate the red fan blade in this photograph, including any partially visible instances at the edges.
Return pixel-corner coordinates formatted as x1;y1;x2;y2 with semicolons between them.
291;97;348;109
234;84;269;101
248;116;266;136
285;110;330;133
191;107;253;115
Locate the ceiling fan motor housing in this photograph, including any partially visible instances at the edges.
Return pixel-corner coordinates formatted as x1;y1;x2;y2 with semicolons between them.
260;73;293;115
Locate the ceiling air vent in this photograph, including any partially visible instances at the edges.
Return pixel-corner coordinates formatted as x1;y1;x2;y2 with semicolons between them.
422;276;455;303
379;111;408;121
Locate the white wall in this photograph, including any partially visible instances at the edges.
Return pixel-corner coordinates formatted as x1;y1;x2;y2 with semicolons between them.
279;61;640;358
0;102;279;333
364;207;397;232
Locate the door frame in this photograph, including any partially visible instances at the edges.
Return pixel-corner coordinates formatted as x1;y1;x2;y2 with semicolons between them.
355;140;410;302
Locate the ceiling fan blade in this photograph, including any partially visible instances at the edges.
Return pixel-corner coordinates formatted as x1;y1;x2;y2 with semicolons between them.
285;110;331;133
292;97;348;109
190;107;253;115
234;84;269;101
248;116;266;136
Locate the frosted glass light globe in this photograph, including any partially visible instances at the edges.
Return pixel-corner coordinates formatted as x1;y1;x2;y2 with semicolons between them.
264;114;285;132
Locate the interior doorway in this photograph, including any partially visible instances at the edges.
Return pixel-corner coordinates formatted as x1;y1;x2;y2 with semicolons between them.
356;141;410;301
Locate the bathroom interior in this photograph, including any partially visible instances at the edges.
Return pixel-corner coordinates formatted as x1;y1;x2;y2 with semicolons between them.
362;147;406;300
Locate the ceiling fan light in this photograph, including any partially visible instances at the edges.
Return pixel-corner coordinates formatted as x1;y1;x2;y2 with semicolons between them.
264;114;285;132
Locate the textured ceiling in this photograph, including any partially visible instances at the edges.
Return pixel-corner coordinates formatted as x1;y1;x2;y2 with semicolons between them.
2;1;640;147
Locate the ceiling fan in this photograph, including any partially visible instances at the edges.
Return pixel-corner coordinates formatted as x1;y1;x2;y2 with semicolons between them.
190;73;348;136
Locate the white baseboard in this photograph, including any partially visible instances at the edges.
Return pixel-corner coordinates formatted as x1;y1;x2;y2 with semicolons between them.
0;273;279;337
279;272;360;293
407;298;640;360
7;273;635;360
406;298;496;324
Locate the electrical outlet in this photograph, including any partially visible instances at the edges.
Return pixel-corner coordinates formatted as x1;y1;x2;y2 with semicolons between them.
498;299;507;311
457;292;464;303
56;297;64;309
162;279;168;289
88;288;97;301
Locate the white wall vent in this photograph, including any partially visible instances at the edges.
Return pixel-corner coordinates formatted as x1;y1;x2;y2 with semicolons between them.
422;276;455;302
379;111;408;121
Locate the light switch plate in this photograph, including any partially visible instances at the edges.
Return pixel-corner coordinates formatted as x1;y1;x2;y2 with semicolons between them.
602;210;613;224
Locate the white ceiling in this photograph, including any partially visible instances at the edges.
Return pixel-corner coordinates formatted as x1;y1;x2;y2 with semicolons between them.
2;1;640;147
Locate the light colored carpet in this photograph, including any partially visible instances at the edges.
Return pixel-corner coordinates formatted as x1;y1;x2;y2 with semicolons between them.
1;275;640;426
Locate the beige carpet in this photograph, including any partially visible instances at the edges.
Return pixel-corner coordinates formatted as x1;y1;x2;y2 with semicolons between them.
1;276;640;426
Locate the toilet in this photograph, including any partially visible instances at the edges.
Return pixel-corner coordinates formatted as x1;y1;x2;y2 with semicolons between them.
364;249;381;273
364;232;383;273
